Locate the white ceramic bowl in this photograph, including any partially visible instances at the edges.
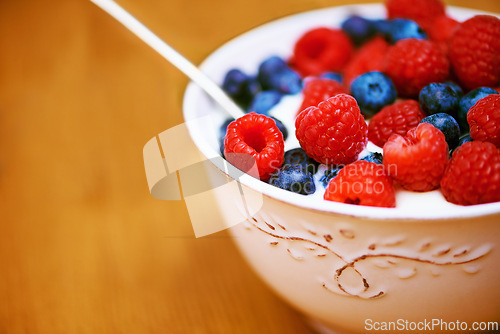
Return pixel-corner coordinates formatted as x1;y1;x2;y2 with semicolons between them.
183;4;500;333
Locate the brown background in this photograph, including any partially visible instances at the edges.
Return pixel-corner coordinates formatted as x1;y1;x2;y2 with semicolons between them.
0;0;498;333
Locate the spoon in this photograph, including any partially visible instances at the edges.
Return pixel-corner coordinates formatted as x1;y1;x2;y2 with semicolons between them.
90;0;246;120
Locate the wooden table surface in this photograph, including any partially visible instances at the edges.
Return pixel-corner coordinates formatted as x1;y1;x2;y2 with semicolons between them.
0;0;498;333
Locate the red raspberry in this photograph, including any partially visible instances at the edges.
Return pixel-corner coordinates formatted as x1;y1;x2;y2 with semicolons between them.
368;100;426;148
291;27;354;77
467;94;500;147
324;160;396;207
441;141;500;205
295;94;367;165
383;38;449;98
385;0;445;32
224;112;284;181
427;15;460;54
297;77;348;116
343;36;389;89
448;15;500;90
427;15;459;44
383;122;449;191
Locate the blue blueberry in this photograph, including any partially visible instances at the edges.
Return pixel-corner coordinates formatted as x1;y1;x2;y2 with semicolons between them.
248;90;282;115
258;56;288;79
320;167;342;188
258;56;302;94
454;133;472;151
420;113;461;150
283;148;319;174
275;69;303;94
341;15;377;45
385;19;427;43
269;116;288;141
268;165;316;195
419;82;461;116
457;87;499;133
444;81;463;97
222;69;261;109
222;69;247;96
245;78;261;98
219;118;234;140
361;152;383;164
371;19;393;36
350;71;397;116
320;72;343;84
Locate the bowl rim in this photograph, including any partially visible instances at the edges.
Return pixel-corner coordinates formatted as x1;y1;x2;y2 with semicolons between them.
182;3;500;221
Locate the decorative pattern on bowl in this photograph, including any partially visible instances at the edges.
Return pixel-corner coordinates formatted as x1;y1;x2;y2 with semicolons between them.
243;212;492;300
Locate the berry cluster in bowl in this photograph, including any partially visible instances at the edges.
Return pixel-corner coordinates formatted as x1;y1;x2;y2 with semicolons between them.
218;0;500;208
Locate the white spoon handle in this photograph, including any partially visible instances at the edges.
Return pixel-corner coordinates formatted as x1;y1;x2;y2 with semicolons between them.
90;0;246;120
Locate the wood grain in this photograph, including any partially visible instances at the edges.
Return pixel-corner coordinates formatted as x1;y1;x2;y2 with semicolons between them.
0;0;498;333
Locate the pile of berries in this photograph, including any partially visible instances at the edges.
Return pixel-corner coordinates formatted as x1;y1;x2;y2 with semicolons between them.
220;0;500;207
